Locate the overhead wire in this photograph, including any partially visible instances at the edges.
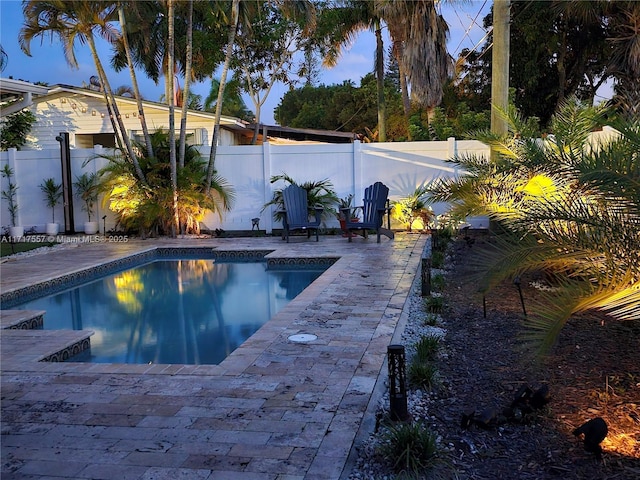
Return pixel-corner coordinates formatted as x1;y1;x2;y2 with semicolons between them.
450;0;489;57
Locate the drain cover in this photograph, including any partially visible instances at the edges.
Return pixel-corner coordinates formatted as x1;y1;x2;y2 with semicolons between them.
288;333;317;343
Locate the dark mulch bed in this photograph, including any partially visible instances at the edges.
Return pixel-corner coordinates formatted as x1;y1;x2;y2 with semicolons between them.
428;234;640;479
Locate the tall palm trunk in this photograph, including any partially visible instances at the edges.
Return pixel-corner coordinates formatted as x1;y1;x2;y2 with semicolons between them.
206;0;239;195
167;0;179;237
118;2;153;160
179;0;193;169
87;33;145;185
375;21;386;142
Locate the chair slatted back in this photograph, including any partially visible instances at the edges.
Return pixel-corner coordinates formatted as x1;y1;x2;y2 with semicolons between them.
361;182;389;228
282;184;309;228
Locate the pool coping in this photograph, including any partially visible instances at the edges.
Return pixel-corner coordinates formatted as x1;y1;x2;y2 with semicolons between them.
1;247;339;308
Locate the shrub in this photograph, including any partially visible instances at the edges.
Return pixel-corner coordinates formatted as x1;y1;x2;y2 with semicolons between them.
423;313;438;326
408;360;439;390
413;335;441;363
431;273;445;291
424;295;444;313
378;421;437;475
0;110;36;151
431;251;445;268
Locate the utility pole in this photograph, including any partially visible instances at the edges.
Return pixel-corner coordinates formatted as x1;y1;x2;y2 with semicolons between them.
491;0;510;135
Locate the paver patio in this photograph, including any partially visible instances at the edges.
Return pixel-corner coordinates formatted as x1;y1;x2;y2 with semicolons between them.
1;233;427;479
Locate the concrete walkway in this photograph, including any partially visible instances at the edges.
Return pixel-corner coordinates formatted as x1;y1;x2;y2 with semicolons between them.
1;233;426;479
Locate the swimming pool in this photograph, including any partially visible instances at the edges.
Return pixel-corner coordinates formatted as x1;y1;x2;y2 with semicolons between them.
10;254;330;365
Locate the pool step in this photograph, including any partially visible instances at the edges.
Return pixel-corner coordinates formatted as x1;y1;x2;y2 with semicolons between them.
0;309;93;365
1;328;93;364
0;309;45;330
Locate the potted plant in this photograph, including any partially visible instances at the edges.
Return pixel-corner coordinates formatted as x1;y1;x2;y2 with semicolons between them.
336;194;360;236
73;172;99;234
1;164;23;238
40;177;63;235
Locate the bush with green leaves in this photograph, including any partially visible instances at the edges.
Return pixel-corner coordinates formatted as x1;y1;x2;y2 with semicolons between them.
430;250;445;268
424;295;444;313
1;164;19;226
413;334;441;363
431;273;446;291
429;98;640;355
40;178;63;223
391;184;435;232
408;361;439;390
97;130;234;235
0;110;36;151
423;313;439;326
262;173;338;224
377;421;437;475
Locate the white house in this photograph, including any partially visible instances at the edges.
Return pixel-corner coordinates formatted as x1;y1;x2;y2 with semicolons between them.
0;79;250;149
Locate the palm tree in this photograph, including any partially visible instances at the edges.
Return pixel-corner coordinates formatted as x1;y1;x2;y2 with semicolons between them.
203;78;253;121
377;0;451;116
262;173;339;224
206;0;239;195
430;99;640;355
98;130;234;236
316;0;388;141
167;0;178;236
0;44;8;72
111;1;225;106
19;0;145;184
116;1;153;158
178;0;193;169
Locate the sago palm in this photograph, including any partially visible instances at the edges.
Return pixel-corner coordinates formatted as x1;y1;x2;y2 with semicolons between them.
430;98;639;355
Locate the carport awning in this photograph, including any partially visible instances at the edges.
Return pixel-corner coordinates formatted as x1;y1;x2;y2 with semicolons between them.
0;78;50;116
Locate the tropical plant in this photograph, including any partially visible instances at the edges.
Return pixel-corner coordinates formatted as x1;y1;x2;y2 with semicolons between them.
336;194;361;220
40;178;63;223
377;421;437;475
97;130;234;236
430;98;640;355
262;174;339;224
413;334;441;363
19;0;144;183
0;110;37;151
408;360;439;390
391;184;435;231
74;172;99;222
1;164;18;226
424;295;444;313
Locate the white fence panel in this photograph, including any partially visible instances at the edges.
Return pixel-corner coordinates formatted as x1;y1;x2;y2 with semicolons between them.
3;139;491;234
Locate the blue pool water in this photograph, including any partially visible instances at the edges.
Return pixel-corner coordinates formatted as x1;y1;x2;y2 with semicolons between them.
14;259;325;365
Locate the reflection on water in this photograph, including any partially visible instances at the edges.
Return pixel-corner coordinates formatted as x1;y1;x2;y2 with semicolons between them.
16;260;324;365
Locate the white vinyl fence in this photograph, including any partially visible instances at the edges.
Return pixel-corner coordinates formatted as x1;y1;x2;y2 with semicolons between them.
1;138;490;235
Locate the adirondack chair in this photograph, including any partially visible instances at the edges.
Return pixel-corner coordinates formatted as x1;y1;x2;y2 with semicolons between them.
340;182;394;243
280;184;323;242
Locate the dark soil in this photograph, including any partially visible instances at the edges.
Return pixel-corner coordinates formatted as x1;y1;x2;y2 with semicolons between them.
428;234;640;479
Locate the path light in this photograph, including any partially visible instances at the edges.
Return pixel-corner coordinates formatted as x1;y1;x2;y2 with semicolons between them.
513;276;527;317
388;344;409;421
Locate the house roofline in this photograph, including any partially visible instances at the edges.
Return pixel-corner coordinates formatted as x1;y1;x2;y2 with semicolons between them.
41;84;247;127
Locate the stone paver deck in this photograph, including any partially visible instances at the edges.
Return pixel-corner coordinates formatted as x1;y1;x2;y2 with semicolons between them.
1;233;426;479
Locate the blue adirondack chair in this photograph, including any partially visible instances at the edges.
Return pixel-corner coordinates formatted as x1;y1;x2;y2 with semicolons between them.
341;182;394;243
280;184;323;242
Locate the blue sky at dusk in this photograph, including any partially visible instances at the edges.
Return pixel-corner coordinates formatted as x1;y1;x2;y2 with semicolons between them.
1;0;492;124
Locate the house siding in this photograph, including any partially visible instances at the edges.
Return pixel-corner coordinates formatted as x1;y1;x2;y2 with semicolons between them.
25;91;239;150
